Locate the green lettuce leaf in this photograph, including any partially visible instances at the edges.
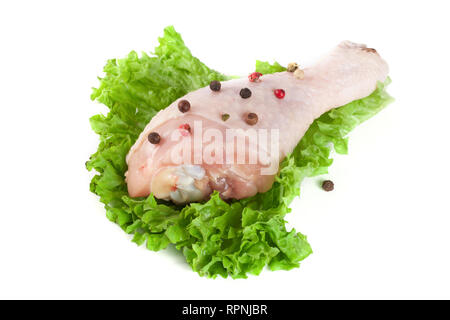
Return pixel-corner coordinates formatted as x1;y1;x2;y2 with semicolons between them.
86;26;393;278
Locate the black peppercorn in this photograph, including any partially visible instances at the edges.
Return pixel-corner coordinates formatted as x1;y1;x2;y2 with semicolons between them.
209;80;221;92
239;88;252;99
178;100;190;113
148;132;161;144
322;180;334;192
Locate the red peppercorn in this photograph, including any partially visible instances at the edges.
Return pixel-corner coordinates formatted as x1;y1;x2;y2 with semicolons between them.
178;124;191;136
274;89;285;99
248;72;262;82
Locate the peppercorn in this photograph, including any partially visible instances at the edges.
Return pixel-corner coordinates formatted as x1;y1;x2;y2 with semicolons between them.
248;72;262;82
178;123;191;137
287;62;298;72
274;89;285;99
148;132;161;144
245;113;258;125
209;80;221;91
322;180;334;192
178;100;191;113
221;113;230;121
240;88;252;99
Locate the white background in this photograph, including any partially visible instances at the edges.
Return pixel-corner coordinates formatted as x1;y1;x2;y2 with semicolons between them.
1;0;449;299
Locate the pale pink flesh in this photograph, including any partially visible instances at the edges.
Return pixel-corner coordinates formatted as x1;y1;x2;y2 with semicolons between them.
125;41;389;201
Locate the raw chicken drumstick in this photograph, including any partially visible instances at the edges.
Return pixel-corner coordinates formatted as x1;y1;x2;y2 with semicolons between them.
125;41;389;203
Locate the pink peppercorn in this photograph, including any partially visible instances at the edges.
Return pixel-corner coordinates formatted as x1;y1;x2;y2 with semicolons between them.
248;72;262;82
274;89;285;99
178;124;191;136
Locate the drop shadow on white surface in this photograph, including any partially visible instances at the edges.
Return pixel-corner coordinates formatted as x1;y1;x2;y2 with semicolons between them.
159;244;193;271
